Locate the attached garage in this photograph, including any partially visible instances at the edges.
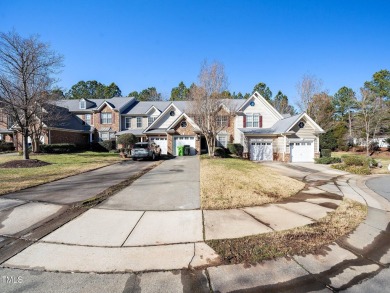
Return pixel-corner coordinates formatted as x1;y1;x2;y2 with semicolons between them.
149;136;167;155
173;136;196;155
290;141;314;162
250;140;273;161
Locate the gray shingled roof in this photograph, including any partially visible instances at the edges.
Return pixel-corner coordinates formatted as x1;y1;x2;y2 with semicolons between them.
43;104;91;132
0;128;13;133
122;99;243;115
238;113;303;135
122;101;188;115
116;129;146;136
57;97;135;112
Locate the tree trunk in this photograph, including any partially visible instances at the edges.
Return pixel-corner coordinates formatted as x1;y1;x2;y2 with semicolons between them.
348;111;352;138
32;136;41;153
205;135;215;157
23;128;30;160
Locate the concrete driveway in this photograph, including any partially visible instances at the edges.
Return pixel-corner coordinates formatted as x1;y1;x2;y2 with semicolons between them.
98;156;200;210
3;160;155;205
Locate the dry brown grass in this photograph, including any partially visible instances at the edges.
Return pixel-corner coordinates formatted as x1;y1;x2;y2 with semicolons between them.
207;199;367;264
200;157;305;209
0;152;123;195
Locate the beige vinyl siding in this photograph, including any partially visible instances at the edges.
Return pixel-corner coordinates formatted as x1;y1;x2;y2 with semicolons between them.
234;115;244;143
153;107;182;129
289;120;318;151
241;97;280;128
275;136;286;154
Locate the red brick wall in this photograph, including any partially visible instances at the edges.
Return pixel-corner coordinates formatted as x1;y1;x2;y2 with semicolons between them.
167;117;200;155
49;130;89;145
92;105;120;132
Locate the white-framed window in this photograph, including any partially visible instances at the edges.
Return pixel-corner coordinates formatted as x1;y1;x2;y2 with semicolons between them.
216;115;229;127
79;100;86;109
253;114;260;127
100;132;109;141
85;114;91;125
136;117;142;128
246;114;260;128
217;135;227;148
101;113;112;124
125;117;131;129
148;116;157;126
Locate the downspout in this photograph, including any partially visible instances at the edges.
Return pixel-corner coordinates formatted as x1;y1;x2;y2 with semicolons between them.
48;129;51;144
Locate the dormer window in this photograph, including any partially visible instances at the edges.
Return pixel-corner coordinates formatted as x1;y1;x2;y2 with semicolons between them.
79;99;86;109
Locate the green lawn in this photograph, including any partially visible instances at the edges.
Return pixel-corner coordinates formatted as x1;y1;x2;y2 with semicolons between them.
0;152;123;195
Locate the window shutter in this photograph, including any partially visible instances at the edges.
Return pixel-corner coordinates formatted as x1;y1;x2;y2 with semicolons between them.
112;112;115;124
243;115;246;128
228;116;230;127
97;113;100;124
259;115;263;128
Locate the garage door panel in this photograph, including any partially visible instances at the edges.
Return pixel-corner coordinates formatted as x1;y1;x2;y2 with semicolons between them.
149;137;168;155
173;136;196;155
290;141;314;162
250;142;273;161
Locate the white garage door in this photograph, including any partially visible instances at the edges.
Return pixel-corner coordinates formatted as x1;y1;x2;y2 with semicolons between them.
149;137;167;155
290;141;314;162
250;142;273;161
173;136;196;155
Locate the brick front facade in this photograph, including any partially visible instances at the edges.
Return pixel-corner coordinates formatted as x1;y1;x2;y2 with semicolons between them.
166;117;200;155
49;130;89;145
92;105;120;133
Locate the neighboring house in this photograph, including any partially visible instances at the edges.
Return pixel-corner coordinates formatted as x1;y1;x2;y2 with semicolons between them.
0;107;15;144
1;92;324;162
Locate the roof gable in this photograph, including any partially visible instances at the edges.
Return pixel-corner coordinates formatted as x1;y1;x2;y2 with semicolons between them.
143;103;182;132
239;92;283;120
166;113;200;132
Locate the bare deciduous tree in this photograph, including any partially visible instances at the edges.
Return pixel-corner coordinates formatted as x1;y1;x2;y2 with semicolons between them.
296;73;323;112
0;30;63;159
359;88;382;156
307;92;335;131
189;61;233;157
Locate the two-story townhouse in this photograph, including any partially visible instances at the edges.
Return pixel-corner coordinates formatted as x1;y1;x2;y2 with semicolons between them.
116;92;323;162
235;92;324;162
57;97;136;142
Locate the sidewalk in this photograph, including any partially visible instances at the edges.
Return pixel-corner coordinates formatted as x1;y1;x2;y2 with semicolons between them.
1;160;390;292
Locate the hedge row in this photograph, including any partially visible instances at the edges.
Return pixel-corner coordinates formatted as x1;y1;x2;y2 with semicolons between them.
41;143;78;153
0;142;15;152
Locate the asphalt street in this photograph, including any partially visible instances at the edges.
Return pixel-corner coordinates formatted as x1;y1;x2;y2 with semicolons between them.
365;175;390;201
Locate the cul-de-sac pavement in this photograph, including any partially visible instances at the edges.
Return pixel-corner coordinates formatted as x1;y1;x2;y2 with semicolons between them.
1;156;390;293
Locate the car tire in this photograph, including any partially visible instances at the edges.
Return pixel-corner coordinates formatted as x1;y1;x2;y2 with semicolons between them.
152;153;156;161
133;157;138;161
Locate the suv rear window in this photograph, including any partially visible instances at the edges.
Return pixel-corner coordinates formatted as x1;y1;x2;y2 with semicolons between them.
133;143;148;149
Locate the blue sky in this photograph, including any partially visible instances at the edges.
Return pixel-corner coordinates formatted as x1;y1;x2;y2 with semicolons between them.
1;0;389;105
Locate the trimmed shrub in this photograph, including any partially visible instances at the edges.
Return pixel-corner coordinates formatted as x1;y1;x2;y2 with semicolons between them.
0;142;15;152
41;143;77;154
117;134;137;149
332;164;371;175
341;155;366;166
315;157;342;164
320;149;331;158
90;140;116;152
339;145;350;152
214;147;227;158
227;143;244;156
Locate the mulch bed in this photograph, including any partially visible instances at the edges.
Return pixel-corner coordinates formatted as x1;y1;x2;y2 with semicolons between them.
0;159;51;168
